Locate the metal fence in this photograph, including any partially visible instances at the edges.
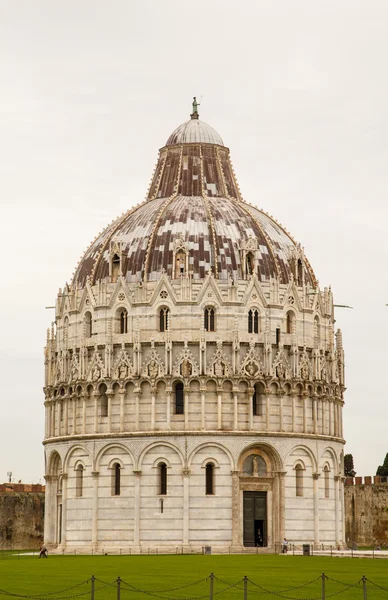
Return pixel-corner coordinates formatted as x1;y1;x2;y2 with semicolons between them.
0;572;387;599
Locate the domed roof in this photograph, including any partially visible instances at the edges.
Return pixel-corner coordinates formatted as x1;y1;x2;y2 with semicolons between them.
166;119;224;146
72;107;316;288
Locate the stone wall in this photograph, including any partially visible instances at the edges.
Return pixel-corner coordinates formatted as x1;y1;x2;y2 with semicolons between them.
0;490;45;550
344;476;388;546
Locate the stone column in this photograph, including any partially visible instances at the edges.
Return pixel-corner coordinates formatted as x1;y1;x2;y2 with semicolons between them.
334;475;340;546
313;473;320;547
312;397;317;434
248;387;254;430
43;475;56;544
334;402;338;437
91;471;99;548
200;387;206;430
182;468;190;545
266;393;270;430
51;402;55;438
166;389;171;429
44;402;49;438
107;391;113;433
291;394;296;432
93;392;99;433
82;394;87;434
273;471;286;546
279;393;284;431
184;387;190;430
119;389;125;432
217;387;222;430
64;399;69;436
133;470;141;545
151;387;156;430
231;470;240;546
60;474;68;546
303;395;307;433
328;400;333;436
134;389;140;430
233;388;239;431
340;477;346;544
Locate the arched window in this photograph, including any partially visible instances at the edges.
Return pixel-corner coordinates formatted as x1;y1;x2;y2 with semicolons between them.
84;312;92;338
112;253;120;283
99;384;108;418
204;307;215;332
112;463;121;496
76;464;84;497
175;382;184;414
286;311;294;334
252;383;264;416
119;309;128;334
159;462;167;495
324;466;330;498
206;463;214;495
248;309;259;334
159;308;169;332
295;464;303;497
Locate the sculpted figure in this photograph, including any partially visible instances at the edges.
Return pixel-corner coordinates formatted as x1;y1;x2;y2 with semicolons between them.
148;360;159;379
276;362;285;379
300;363;309;380
181;359;192;378
252;455;259;477
214;361;225;377
91;364;101;381
246;362;258;377
118;363;128;379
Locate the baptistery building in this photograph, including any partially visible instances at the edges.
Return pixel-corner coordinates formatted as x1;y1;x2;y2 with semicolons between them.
44;102;346;552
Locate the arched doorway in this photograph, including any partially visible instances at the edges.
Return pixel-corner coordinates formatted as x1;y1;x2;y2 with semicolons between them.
234;445;285;549
45;451;63;546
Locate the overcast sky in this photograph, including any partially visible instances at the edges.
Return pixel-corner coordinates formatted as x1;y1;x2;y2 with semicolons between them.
1;0;387;482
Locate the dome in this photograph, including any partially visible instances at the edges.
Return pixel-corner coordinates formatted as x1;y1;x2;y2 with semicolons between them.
73;112;316;288
166;119;224;146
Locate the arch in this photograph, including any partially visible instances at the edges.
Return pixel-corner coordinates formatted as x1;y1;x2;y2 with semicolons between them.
252;382;265;416
152;456;172;469
75;463;84;497
138;441;185;471
159;306;170;332
323;464;330;498
284;444;318;473
319;446;339;476
47;450;62;476
188;441;234;470
243;454;267;476
293;459;306;470
95;443;135;471
63;444;91;473
200;457;220;469
204;306;216;332
99;383;108;417
238;442;283;473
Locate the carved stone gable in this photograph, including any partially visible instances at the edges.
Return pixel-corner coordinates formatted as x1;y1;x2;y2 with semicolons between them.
207;341;232;378
172;344;199;377
272;349;291;380
240;340;264;378
113;344;134;380
299;348;312;380
87;349;105;382
142;346;165;379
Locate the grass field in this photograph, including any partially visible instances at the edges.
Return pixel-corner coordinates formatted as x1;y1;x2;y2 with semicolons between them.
0;554;387;599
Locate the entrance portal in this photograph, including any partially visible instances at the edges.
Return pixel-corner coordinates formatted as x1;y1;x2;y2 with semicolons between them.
243;491;267;547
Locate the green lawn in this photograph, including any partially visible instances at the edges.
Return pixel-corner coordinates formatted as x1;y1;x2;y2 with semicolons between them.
0;554;387;599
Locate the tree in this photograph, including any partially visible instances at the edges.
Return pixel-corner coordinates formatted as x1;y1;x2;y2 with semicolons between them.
344;453;356;477
376;453;388;477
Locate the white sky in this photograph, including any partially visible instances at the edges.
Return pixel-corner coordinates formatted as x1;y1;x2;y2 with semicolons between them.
1;0;387;482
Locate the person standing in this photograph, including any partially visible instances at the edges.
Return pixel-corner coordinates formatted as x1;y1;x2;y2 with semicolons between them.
282;538;288;554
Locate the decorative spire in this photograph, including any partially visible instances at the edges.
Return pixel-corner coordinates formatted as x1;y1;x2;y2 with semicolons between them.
190;96;200;120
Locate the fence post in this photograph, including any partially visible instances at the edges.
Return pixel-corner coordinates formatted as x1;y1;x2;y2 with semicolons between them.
321;573;326;600
243;576;248;600
90;575;95;600
362;576;367;600
117;576;121;600
209;572;214;600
